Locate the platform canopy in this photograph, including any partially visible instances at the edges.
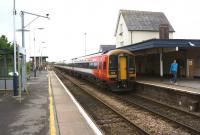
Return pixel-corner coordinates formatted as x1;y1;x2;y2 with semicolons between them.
118;39;200;78
119;39;200;52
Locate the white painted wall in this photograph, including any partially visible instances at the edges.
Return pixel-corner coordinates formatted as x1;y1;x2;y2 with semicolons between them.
131;31;173;44
115;14;131;48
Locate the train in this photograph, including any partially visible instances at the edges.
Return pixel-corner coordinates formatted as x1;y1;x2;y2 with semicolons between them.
55;49;136;92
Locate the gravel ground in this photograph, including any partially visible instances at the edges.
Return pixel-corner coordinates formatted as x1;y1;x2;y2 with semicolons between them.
88;90;190;135
59;75;145;135
56;70;193;135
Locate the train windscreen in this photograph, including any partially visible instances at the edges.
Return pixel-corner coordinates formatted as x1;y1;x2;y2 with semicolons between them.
109;55;118;70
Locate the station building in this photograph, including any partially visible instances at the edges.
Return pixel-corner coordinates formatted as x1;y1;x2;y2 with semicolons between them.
115;10;200;78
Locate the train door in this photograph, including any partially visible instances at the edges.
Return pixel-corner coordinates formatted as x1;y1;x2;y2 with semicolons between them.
102;56;107;79
98;56;102;78
119;56;127;80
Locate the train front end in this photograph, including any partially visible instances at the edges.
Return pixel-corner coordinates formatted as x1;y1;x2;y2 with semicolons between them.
107;50;136;91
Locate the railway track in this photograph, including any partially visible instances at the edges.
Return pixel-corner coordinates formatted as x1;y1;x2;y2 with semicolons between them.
114;93;200;135
54;68;199;134
55;69;149;135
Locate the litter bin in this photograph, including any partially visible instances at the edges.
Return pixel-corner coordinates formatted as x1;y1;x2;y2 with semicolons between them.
13;72;19;96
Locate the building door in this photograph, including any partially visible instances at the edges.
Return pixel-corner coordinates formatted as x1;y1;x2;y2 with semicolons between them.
119;56;127;80
187;59;194;78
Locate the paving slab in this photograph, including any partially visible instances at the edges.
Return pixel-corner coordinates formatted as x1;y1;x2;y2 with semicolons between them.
49;71;101;135
0;71;49;135
137;77;200;95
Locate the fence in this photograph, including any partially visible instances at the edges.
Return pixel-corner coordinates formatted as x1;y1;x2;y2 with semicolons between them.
0;51;14;90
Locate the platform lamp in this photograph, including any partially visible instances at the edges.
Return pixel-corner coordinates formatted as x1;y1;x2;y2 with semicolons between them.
33;28;45;77
39;41;46;70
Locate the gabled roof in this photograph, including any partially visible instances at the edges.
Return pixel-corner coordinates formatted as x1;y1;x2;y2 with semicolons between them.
115;10;175;36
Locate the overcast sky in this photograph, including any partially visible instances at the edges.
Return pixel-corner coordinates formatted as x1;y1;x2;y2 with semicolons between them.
1;0;200;62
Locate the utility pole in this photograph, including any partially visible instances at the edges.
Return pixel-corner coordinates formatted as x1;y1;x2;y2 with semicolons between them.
20;11;49;79
21;11;26;92
13;0;18;96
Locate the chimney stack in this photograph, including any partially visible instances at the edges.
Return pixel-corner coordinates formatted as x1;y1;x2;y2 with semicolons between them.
159;24;169;39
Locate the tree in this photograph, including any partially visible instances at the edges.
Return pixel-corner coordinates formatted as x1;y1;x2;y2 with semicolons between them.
0;35;14;77
0;35;13;51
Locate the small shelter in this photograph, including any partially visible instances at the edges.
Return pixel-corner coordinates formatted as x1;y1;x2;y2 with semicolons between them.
0;49;13;90
30;56;48;70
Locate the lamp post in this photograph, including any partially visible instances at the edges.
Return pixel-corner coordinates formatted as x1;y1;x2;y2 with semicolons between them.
40;45;46;70
33;28;44;77
39;41;45;70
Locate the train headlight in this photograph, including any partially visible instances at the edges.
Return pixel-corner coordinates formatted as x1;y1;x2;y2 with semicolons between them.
109;71;116;75
129;69;135;74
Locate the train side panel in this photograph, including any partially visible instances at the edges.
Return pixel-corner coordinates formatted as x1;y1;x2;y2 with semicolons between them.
55;49;136;92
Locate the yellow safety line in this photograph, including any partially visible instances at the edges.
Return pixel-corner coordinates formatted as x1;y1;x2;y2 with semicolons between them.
48;73;56;135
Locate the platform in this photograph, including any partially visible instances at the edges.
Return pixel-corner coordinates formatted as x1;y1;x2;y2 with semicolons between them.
135;77;200;112
137;77;200;95
0;70;102;135
49;71;102;135
0;71;49;135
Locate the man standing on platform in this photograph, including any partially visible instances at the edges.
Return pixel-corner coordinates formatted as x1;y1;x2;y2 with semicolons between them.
170;60;178;84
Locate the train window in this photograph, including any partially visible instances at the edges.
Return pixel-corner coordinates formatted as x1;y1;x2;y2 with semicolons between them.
78;63;81;68
109;55;118;70
79;63;82;68
89;62;98;69
85;63;89;68
81;63;87;68
129;56;135;69
93;62;98;69
89;62;93;69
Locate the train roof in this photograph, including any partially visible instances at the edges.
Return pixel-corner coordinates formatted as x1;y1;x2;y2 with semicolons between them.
106;49;134;56
72;52;102;60
71;49;134;63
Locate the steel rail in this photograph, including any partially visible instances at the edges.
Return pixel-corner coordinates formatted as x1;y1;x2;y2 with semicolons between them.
115;94;200;135
133;94;200;118
54;69;150;135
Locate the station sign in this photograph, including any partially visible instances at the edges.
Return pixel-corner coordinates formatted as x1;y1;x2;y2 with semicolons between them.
18;46;26;55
